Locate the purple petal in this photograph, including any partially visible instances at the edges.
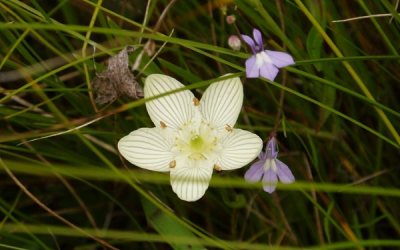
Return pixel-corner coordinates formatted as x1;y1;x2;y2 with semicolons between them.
253;29;264;51
245;55;260;78
244;160;265;183
241;35;256;53
262;152;268;160
276;159;295;184
265;138;278;159
265;50;295;68
262;168;277;194
259;150;267;161
259;62;279;82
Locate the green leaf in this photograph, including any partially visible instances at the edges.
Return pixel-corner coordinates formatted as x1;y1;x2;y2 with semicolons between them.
131;50;163;75
282;115;287;138
306;26;324;71
316;65;337;130
307;133;319;172
306;1;326;71
158;58;202;83
324;201;335;243
317;84;336;130
221;190;247;208
140;190;204;250
107;16;134;46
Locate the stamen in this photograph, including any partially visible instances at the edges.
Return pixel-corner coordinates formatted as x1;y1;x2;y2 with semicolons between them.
171;115;222;163
266;148;272;158
193;97;200;106
226;124;233;132
160;121;167;129
169;160;176;168
213;164;221;171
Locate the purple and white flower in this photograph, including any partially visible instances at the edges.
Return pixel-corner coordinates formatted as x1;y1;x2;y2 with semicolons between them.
242;28;295;81
244;137;295;193
119;74;263;201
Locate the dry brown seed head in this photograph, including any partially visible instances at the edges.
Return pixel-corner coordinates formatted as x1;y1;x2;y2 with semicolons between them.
91;45;143;105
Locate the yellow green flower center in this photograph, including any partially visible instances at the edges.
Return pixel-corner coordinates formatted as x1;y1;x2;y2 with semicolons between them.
172;120;221;161
190;135;205;153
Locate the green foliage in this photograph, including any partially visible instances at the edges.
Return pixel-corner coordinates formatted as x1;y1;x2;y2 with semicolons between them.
0;0;399;249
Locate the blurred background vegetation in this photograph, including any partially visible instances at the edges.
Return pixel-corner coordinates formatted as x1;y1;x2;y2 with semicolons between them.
0;0;399;249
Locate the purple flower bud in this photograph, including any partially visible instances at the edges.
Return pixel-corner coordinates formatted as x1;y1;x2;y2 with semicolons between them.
226;15;236;24
228;35;241;51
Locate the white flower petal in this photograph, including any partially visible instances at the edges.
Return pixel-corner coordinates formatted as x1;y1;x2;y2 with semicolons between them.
144;74;195;131
170;158;213;202
215;129;263;170
118;127;174;172
199;75;243;131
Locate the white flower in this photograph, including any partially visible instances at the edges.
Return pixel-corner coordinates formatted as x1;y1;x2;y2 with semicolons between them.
118;74;263;201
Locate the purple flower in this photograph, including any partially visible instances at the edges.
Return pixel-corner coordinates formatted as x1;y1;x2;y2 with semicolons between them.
242;28;295;81
244;137;295;193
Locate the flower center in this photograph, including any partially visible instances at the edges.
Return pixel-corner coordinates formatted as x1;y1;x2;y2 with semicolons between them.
263;159;277;172
190;135;205;153
256;51;272;67
266;148;272;158
173;120;221;162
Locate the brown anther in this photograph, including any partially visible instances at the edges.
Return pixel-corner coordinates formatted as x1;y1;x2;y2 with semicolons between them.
193;97;200;106
213;164;222;171
160;121;167;129
169;160;176;168
226;124;233;132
